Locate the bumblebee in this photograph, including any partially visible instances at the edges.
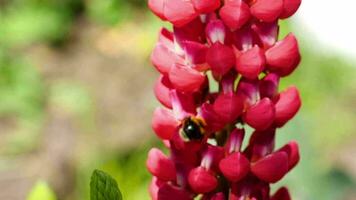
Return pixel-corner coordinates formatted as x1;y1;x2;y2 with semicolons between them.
180;116;207;141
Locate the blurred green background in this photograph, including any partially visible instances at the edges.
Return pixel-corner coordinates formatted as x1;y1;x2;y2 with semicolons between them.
0;0;356;199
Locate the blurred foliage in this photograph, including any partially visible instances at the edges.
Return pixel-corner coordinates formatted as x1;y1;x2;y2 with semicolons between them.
27;180;57;200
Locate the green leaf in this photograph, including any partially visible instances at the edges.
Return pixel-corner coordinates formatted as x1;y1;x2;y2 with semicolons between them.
90;169;123;200
27;180;57;200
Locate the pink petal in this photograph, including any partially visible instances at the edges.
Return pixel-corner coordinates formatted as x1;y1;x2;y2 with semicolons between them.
201;145;225;171
236;45;266;79
265;33;301;77
174;18;206;46
154;75;173;109
271;187;291;200
148;0;167;20
151;43;177;74
200;103;226;132
233;26;255;51
225;128;245;153
181;41;208;66
147;148;177;181
157;183;193;200
188;167;218;193
152;107;179;140
219;152;250;182
251;151;289;183
251;21;279;49
164;0;198;27
220;0;251;30
149;177;165;200
236;78;260;108
169;63;206;93
192;0;221;13
213;93;243;123
244;98;275;130
206;43;236;76
170;90;197;120
277;141;300;171
205;19;226;44
250;0;284;22
259;73;280;99
274;86;301;127
280;0;302;19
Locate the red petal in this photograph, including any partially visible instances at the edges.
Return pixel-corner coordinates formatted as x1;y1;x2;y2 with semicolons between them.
250;0;284;22
220;0;251;30
154;75;173;109
259;73;280;99
192;0;221;13
152;107;179;140
277;141;300;171
219;152;250;182
148;0;167;20
236;45;266;79
147;148;177;181
205;19;226;44
164;0;198;27
274;86;301;127
251;151;289;183
244;98;275;130
169;63;206;93
271;187;291;200
213;93;243;123
280;0;302;19
251;21;279;49
206;43;236;76
158;183;193;200
265;33;301;77
188;167;218;193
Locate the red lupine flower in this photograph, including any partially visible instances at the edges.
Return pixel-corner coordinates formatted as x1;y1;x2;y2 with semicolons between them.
147;0;302;199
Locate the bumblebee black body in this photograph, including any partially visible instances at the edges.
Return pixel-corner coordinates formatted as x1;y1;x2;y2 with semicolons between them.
181;117;206;141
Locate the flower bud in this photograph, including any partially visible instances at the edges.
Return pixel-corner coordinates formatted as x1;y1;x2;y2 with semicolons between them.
259;73;280;99
149;177;164;200
274;86;301;127
147;148;177;181
157;183;193;200
152;107;179;140
277;141;300;171
251;21;279;49
148;0;166;20
265;33;301;77
244;98;275;130
220;0;251;30
225;128;245;153
206;43;236;76
219;152;250;182
280;0;302;19
251;151;289;183
164;0;198;27
188;166;218;193
192;0;221;13
235;45;266;79
271;187;291;200
250;0;284;22
205;19;226;44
